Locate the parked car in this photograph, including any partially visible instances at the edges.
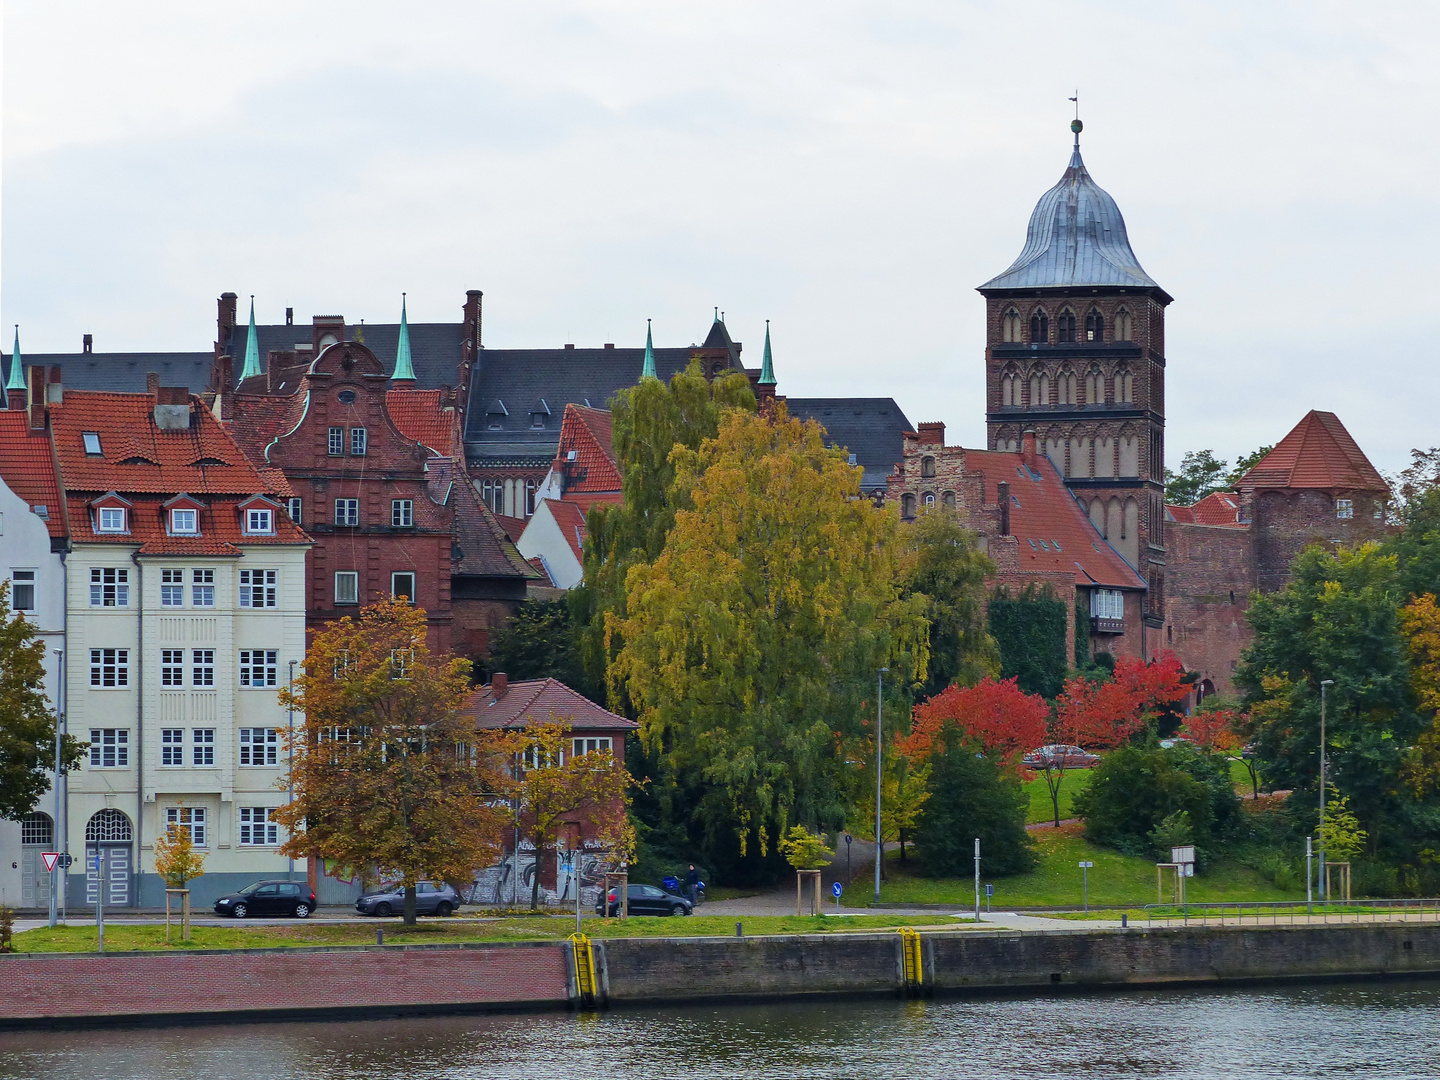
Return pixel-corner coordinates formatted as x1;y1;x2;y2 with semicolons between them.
1159;736;1196;750
213;880;318;919
355;881;462;917
1022;744;1100;769
596;883;694;917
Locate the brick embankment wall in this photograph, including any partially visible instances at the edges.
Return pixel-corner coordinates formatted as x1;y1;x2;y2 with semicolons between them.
0;942;569;1027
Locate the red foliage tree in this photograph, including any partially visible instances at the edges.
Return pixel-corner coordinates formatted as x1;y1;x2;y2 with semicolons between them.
903;677;1049;776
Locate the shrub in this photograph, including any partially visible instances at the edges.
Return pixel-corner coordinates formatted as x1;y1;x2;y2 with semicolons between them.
1073;744;1215;861
915;734;1033;876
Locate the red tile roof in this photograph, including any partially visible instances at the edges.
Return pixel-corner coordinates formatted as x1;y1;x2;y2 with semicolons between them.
387;389;455;456
0;412;67;539
964;450;1145;590
555;404;621;495
493;514;528;543
1239;411;1388;492
541;498;588;564
1167;491;1244;527
526;557;555;586
463;677;637;731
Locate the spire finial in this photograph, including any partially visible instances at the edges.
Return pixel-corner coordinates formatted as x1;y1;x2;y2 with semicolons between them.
1069;92;1082;153
238;295;262;383
392;293;416;382
641;318;657;380
758;319;776;387
5;324;25;395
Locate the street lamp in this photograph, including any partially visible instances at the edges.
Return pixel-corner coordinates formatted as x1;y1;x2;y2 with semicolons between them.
288;660;297;883
1319;678;1334;900
874;667;888;903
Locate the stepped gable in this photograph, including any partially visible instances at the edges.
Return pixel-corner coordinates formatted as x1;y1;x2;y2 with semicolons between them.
1238;411;1388;492
464;676;636;732
0;411;68;541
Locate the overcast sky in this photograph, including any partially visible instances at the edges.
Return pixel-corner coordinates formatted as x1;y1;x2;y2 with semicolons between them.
3;1;1437;475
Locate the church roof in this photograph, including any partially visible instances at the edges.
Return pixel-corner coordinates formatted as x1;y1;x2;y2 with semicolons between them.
1237;411;1388;492
979;133;1166;297
786;397;914;493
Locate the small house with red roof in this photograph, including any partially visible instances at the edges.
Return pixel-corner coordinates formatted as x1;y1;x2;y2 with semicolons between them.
517;498;589;590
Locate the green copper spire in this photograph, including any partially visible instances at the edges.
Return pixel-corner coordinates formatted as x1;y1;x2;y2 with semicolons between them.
641;319;657;380
759;319;776;386
239;296;262;382
5;325;25;395
393;293;416;381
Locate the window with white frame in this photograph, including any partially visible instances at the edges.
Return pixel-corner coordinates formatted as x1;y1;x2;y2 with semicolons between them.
239;649;278;687
89;728;129;766
90;567;129;607
246;508;274;534
192;727;215;766
1336;498;1354;520
572;736;613;758
328;426;344;456
191;649;214;687
1089;589;1125;621
161;568;185;606
161;728;184;766
335;499;360;527
97;506;126;533
10;570;35;611
161;649;184;687
192;567;215;607
334;571;359;605
239;728;278;766
525;745;564;770
170;508;198;534
239;807;280;846
90;648;129;687
166;805;207;846
391;499;413;527
390;648;414;679
350;427;368;456
286;497;302;524
391;572;415;603
239;569;277;608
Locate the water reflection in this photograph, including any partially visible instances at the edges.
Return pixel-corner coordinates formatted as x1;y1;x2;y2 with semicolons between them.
1;981;1436;1080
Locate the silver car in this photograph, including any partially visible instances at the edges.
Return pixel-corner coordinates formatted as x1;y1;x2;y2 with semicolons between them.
355;880;461;917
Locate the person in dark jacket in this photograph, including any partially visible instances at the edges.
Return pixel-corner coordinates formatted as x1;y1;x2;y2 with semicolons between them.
686;864;700;905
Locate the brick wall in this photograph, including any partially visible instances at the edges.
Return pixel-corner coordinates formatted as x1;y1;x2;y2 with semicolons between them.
1165;522;1254;698
1244;487;1390;594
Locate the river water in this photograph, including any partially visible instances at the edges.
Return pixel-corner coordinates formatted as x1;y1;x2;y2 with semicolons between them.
2;980;1436;1079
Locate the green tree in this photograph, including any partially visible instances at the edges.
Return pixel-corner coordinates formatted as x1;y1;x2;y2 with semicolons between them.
483;599;592;696
153;815;207;889
900;510;1000;697
914;727;1033;877
1387;487;1440;602
986;586;1068;699
777;825;834;871
0;581;86;821
610;406;929;872
1073;744;1215;860
1165;449;1230;506
1318;791;1368;863
1227;444;1275;487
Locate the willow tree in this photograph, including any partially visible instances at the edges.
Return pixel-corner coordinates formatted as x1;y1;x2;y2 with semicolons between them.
609;406;928;870
276;599;514;924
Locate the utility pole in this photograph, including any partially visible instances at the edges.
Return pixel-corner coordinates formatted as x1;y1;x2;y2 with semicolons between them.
874;668;887;904
49;648;61;929
1319;679;1333;900
287;660;296;883
973;838;981;921
57;648;68;925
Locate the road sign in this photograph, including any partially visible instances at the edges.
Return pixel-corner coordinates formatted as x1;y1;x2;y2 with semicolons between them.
984;883;994;897
41;852;60;872
1078;860;1094;868
844;834;852;845
832;881;843;898
60;853;73;868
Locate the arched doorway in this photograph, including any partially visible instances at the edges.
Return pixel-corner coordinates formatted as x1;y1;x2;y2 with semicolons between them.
19;811;53;909
85;808;133;907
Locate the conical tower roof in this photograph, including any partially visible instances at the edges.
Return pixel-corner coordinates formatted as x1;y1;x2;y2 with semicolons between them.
4;325;25;395
641;320;657;380
759;321;775;386
980;123;1166;297
393;293;416;381
239;297;262;382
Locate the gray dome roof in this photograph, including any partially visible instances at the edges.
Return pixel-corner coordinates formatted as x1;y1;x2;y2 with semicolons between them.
980;144;1163;294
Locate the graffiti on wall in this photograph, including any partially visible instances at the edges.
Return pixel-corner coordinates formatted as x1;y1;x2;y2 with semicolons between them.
467;844;618;908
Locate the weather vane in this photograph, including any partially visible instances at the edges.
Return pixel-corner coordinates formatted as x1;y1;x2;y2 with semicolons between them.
1069;91;1082;141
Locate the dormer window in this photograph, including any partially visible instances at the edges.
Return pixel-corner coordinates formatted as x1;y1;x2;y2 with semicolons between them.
82;432;103;456
246;508;274;534
170;508;198;535
97;507;127;533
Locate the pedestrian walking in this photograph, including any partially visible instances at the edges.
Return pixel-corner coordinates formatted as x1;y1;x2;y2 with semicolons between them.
686;864;700;906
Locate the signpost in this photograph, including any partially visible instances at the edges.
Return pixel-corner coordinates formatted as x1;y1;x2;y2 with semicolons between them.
844;834;852;885
973;838;981;920
832;881;843;910
1078;860;1094;912
41;852;60;873
984;883;994;913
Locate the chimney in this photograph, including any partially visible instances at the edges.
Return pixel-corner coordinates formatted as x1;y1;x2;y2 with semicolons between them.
153;384;192;431
1021;429;1038;467
997;481;1011;536
312;315;345;353
27;366;45;430
212;355;234;419
147;371;160;397
491;672;508;698
46;366;63;405
217;292;238;358
82;334;93;354
286;307;294;326
917;421;945;446
463;290;483;352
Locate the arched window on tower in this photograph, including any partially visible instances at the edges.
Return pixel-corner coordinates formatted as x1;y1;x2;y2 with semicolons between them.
901;493;916;519
1085;310;1104;342
921;456;936;478
1115;308;1133;341
1001;308;1022;343
1029;370;1049;406
1057;368;1078;405
1030;310;1049;344
1001;370;1019;407
1085;366;1104;404
1117;369;1134;403
1056;310;1077;343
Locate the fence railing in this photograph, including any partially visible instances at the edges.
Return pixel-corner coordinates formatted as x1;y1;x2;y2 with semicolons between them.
1144;897;1440;926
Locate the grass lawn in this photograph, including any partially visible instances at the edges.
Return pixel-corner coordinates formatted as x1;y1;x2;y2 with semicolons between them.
874;823;1303;909
1024;769;1093;824
9;913;966;954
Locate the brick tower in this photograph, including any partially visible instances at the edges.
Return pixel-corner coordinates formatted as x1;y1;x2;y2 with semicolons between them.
978;118;1171;625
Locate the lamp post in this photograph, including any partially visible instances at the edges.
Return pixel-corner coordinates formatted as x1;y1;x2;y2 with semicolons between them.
287;660;296;883
874;667;888;904
1318;679;1334;900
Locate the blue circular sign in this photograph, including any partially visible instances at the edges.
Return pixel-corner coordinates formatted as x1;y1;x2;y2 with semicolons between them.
832;881;843;898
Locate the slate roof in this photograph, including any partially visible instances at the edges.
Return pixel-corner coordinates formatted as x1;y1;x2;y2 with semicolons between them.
785;398;915;492
449;471;538;582
13;352;216;395
979;141;1166;297
224;321;465;391
464;677;637;731
965;449;1145;590
1167;491;1244;527
1237;411;1388;492
386;389;455;457
0;411;68;540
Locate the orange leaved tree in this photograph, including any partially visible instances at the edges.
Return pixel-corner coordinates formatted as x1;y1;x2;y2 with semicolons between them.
275;599;515;924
